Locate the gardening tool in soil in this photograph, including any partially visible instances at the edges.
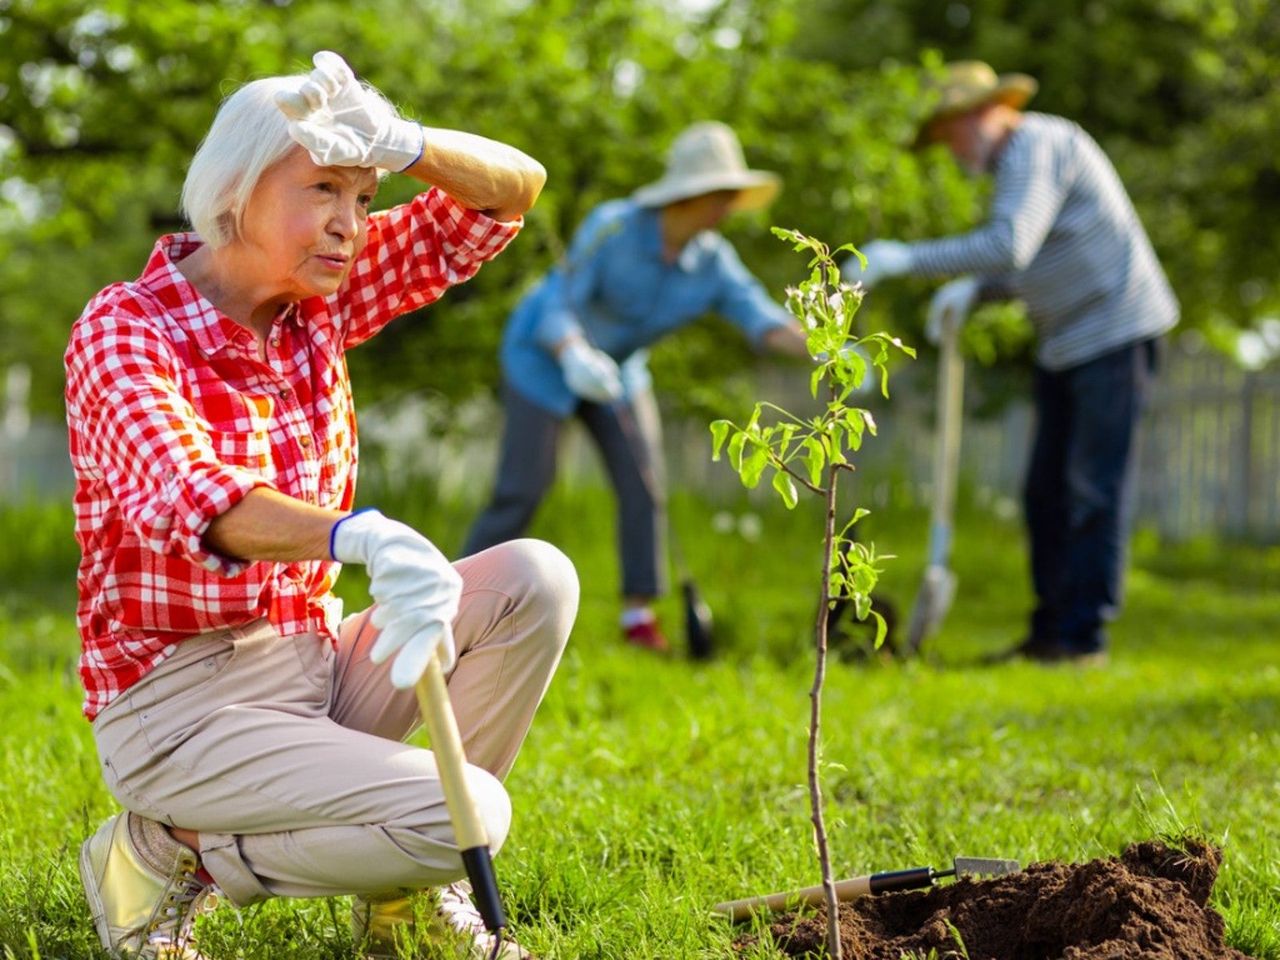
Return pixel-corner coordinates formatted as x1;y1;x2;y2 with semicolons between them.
610;396;715;660
414;651;509;957
712;855;1021;922
902;299;967;655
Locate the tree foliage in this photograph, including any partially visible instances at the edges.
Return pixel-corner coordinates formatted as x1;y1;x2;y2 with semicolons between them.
1;0;1275;416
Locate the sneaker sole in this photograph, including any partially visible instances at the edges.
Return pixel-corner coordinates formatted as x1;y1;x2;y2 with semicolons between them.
78;835;115;953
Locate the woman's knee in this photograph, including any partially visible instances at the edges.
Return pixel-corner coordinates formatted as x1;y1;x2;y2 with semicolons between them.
465;764;513;855
388;767;512;888
492;539;580;631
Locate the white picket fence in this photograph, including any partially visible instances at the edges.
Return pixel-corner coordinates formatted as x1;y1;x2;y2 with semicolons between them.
4;344;1278;542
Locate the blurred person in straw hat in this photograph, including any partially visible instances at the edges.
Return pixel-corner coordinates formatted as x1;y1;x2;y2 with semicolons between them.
463;121;811;653
846;60;1178;666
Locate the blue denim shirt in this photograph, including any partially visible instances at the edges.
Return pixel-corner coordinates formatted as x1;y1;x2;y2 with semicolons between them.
500;199;790;416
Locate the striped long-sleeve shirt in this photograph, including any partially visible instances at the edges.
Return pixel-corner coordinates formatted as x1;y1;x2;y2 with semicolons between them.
909;113;1178;370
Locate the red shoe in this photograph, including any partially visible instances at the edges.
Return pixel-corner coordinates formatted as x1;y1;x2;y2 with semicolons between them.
623;619;670;652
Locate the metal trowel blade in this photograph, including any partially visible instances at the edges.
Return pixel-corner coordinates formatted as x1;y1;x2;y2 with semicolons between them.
954;856;1021;877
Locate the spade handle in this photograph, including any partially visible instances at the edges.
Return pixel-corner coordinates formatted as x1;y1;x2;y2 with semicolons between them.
415;653;507;934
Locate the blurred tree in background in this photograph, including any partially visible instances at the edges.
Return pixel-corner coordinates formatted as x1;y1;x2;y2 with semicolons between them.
1;0;1275;418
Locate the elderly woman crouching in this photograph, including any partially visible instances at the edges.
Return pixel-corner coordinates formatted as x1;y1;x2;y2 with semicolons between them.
65;51;572;959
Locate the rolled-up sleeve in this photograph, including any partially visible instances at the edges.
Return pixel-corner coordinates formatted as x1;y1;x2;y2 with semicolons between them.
66;315;272;576
339;188;522;349
531;205;620;354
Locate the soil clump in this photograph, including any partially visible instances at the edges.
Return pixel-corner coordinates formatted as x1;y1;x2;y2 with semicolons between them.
739;839;1253;959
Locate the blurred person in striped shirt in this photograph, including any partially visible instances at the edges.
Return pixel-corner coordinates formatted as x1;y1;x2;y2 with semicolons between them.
65;51;565;960
848;61;1178;666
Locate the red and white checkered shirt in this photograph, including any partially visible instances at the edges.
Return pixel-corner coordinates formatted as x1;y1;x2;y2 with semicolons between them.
65;188;519;720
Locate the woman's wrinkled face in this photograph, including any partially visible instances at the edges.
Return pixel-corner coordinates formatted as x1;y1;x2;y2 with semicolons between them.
236;146;379;299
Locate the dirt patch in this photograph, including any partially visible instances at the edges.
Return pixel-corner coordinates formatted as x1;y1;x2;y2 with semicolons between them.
738;839;1254;959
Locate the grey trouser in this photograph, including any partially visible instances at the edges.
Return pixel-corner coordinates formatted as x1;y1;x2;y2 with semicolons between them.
89;540;577;907
462;383;668;597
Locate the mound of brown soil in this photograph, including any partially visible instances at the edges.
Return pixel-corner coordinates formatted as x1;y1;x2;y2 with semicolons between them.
740;839;1253;959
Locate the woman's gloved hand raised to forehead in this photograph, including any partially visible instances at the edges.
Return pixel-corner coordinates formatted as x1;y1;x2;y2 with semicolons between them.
274;50;425;172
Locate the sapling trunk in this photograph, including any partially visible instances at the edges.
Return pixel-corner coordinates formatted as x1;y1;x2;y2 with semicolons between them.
809;443;843;960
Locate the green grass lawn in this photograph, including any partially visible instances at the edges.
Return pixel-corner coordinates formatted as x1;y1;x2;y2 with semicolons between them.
0;483;1277;958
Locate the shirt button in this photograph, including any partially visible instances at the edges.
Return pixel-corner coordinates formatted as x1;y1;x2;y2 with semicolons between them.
279;387;291;399
299;436;312;448
270;337;281;347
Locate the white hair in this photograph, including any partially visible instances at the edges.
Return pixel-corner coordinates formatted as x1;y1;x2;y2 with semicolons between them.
180;77;301;249
181;72;398;248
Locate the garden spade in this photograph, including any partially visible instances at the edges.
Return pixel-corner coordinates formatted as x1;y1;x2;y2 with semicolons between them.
414;652;508;947
903;301;966;655
712;856;1020;922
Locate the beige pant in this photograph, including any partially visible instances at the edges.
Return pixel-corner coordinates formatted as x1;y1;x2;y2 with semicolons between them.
90;540;577;907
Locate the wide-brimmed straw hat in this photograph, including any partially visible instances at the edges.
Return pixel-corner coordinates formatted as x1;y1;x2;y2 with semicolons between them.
632;121;780;212
913;61;1038;149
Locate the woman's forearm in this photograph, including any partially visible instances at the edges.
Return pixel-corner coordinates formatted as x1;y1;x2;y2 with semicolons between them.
405;127;546;222
203;487;344;563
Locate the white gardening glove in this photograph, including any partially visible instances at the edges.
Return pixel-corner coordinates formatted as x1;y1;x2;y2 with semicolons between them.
559;338;624;404
618;349;652;398
925;275;981;345
274;51;425;172
330;510;462;688
842;239;914;290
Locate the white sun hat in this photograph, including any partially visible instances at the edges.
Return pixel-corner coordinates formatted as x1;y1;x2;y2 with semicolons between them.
632;121;781;213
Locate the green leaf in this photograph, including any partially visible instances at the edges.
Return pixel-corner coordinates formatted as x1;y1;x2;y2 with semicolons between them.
810;362;825;399
772;470;798;509
742;442;769;488
827;570;846;597
728;431;747;471
839;508;870;537
871;609;888;650
709;420;731;461
854;592;872;619
802;436;825;488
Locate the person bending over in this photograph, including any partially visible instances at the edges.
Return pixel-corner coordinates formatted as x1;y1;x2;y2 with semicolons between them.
463;121;809;652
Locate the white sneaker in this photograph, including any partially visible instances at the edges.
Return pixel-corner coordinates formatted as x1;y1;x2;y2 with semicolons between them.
436;882;530;959
352;881;530;959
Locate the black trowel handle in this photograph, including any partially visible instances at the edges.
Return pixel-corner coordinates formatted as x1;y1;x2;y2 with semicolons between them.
867;866;939;893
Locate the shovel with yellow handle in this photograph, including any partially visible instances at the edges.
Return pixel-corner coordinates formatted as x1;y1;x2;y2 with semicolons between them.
712;856;1020;922
414;651;509;948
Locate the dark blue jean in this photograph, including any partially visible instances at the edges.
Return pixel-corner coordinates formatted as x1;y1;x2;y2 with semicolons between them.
1024;338;1159;651
462;383;667;598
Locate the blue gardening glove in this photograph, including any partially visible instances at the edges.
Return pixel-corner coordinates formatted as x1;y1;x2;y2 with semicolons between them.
330;510;461;688
925;276;981;345
842;239;914;290
274;51;425;172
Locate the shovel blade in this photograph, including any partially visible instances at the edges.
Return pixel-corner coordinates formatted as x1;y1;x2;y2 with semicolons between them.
954;856;1020;878
903;564;957;654
683;580;714;660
